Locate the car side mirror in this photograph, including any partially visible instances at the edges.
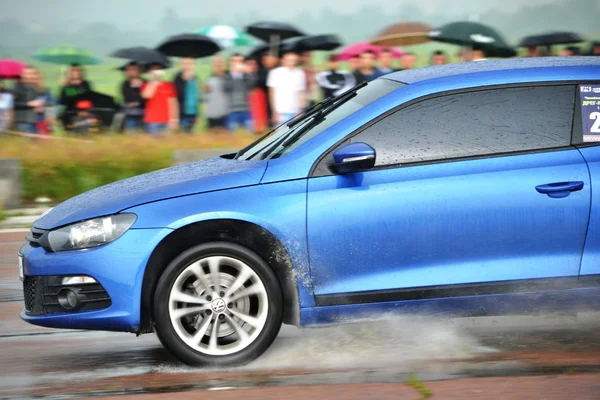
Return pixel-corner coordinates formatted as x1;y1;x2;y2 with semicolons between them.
330;142;376;174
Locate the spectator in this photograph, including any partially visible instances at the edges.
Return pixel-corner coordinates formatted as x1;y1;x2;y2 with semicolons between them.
204;56;228;131
246;57;269;133
589;42;600;56
58;64;92;128
0;81;14;132
353;50;383;84
316;54;356;98
301;51;319;107
13;66;40;133
471;47;488;61
566;46;582;56
267;51;306;124
141;63;178;136
32;70;53;135
259;52;279;127
72;100;97;135
347;54;360;73
378;48;396;74
173;57;199;133
223;53;253;131
431;50;448;65
120;62;145;132
526;46;540;57
400;52;417;70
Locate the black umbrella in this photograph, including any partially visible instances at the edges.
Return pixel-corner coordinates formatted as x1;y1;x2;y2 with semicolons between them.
246;21;305;42
281;34;343;53
429;21;516;58
518;32;584;47
156;33;221;58
117;60;172;73
246;21;305;57
69;91;119;129
110;46;171;68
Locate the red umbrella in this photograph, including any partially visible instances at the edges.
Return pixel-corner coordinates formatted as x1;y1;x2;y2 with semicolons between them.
0;59;26;79
336;42;404;61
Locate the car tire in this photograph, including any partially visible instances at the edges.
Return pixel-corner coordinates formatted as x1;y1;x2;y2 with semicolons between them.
153;242;283;366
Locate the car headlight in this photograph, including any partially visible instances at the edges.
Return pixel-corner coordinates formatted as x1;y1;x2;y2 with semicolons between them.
47;214;137;251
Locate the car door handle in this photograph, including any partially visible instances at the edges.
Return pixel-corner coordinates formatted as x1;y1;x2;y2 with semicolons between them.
535;181;584;198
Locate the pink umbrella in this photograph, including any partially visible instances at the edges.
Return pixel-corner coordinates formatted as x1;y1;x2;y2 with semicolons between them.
0;59;26;79
336;42;404;60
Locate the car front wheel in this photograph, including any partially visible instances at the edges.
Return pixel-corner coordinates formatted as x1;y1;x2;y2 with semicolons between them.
153;242;283;366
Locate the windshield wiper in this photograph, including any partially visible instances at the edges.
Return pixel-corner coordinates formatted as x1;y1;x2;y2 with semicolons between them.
286;81;368;129
276;84;366;150
250;81;369;161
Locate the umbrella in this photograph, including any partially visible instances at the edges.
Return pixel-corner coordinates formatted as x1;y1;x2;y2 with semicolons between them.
68;91;118;128
110;46;171;68
281;34;343;53
245;21;305;42
32;45;101;65
518;32;584;48
336;42;404;61
0;59;26;79
429;21;516;58
246;21;305;56
196;25;255;48
371;22;433;47
156;33;221;59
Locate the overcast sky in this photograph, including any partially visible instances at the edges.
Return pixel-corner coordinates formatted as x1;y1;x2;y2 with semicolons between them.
4;0;561;27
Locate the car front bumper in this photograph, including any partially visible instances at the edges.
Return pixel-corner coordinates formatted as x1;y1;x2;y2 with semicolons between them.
19;228;172;332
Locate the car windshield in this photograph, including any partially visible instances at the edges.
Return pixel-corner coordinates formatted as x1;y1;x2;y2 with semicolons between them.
235;79;404;161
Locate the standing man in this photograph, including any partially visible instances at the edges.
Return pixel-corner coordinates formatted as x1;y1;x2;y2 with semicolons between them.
316;54;356;99
0;81;14;132
267;51;306;124
300;51;319;107
347;54;360;73
141;63;178;136
173;58;199;133
259;52;279;127
204;56;229;131
431;51;448;65
223;53;253;131
120;62;145;131
13;66;41;133
400;52;418;70
353;50;383;84
378;48;396;74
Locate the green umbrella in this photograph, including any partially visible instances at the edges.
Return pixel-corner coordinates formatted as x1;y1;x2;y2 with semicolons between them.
429;21;516;58
196;25;255;48
32;45;101;65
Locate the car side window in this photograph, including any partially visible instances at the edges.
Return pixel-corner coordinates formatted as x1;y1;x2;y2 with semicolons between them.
350;85;576;167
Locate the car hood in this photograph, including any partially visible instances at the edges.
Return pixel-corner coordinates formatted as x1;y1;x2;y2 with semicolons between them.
34;156;267;230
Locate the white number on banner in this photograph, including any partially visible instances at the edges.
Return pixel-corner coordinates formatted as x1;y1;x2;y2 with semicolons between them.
591;112;600;133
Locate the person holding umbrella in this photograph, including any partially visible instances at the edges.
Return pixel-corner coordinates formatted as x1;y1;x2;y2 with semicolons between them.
173;58;200;133
141;63;178;136
58;64;92;129
223;53;253;131
120;62;146;132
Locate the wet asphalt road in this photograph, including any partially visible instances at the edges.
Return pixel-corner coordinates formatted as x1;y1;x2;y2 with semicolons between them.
2;230;600;399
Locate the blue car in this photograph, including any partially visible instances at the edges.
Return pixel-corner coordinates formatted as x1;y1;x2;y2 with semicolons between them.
20;57;600;365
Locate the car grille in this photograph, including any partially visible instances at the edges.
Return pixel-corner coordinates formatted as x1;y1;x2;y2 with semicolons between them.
22;275;111;316
23;276;37;312
26;227;48;249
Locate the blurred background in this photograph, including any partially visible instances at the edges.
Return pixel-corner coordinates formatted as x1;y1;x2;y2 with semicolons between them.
0;0;599;215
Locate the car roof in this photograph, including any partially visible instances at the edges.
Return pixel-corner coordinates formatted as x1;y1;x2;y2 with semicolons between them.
386;56;600;86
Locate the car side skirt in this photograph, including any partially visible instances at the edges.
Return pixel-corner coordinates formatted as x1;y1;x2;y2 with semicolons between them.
300;276;600;326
